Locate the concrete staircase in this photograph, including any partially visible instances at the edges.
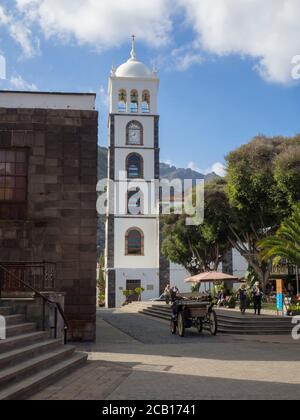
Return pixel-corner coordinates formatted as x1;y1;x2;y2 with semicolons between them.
136;303;294;336
0;302;87;400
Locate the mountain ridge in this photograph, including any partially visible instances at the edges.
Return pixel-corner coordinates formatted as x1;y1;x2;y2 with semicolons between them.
98;146;217;181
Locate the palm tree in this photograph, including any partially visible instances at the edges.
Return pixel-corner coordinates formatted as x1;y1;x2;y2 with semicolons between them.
259;204;300;281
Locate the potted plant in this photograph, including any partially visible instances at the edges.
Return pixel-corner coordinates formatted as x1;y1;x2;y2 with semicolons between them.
122;290;132;306
135;287;145;302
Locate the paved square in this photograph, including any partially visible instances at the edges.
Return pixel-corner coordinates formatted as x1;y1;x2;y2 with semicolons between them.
31;310;300;400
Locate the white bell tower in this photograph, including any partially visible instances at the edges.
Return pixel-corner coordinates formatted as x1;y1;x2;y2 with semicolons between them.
105;37;161;308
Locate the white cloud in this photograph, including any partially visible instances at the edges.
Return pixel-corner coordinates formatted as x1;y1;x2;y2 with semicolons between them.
97;85;109;110
10;74;38;91
0;4;39;57
210;162;227;177
170;43;203;71
0;1;299;84
188;161;226;177
16;0;173;50
178;0;300;84
0;55;6;80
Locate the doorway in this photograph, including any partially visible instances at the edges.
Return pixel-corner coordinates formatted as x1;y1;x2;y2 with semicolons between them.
126;280;141;302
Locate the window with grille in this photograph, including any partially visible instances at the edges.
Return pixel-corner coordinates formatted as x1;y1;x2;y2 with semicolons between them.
126;153;143;179
126;228;144;256
0;148;28;219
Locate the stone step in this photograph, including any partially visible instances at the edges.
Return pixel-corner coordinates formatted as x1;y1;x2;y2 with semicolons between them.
0;346;76;390
142;308;292;328
3;314;25;327
0;332;49;354
149;305;293;324
140;305;294;336
217;322;292;332
216;320;292;328
6;323;37;338
218;328;291;336
0;339;62;370
141;309;170;321
0;352;88;401
0;307;13;316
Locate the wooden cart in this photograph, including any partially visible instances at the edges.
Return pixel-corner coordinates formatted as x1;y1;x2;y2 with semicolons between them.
170;299;218;337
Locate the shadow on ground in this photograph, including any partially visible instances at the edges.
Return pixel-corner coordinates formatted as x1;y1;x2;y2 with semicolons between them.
96;310;300;363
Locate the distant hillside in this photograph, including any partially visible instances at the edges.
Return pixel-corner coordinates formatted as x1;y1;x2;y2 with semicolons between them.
98;147;217;182
98;147;108;180
97;147;218;256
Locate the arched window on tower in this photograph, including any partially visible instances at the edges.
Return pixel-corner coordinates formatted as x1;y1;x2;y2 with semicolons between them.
141;90;150;113
126;153;144;179
126;228;144;256
126;121;143;145
127;188;143;215
130;90;139;113
118;89;127;112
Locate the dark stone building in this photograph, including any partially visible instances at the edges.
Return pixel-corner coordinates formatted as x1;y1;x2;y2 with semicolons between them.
0;91;98;341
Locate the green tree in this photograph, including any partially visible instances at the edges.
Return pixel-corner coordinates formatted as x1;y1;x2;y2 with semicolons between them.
225;135;300;288
274;136;300;208
162;178;231;275
258;203;300;267
97;255;106;306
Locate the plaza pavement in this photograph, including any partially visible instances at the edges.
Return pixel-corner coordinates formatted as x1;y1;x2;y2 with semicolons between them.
30;309;300;400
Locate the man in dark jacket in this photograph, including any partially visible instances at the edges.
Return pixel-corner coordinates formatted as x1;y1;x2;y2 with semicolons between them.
252;282;263;315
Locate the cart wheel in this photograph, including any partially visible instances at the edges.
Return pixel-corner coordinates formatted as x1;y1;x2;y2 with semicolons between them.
197;318;203;334
209;310;218;336
178;312;185;337
170;319;177;335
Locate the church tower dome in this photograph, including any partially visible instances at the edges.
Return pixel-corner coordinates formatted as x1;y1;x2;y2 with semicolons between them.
115;36;156;79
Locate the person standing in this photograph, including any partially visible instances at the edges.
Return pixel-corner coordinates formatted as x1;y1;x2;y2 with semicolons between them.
164;284;171;305
238;284;247;315
252;282;263;316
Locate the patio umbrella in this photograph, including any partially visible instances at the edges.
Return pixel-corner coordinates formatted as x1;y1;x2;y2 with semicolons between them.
185;271;239;284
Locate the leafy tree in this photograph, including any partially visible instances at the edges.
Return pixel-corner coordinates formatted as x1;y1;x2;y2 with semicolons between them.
162;178;231;275
225;135;299;288
258;203;300;267
97;255;106;306
274;136;300;207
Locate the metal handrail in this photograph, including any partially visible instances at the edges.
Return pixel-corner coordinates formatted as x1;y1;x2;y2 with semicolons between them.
0;263;69;344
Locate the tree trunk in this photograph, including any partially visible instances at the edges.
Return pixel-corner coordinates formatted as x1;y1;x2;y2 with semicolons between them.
248;261;271;291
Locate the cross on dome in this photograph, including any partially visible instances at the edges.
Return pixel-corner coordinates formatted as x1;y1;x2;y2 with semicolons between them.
114;36;158;79
130;35;137;61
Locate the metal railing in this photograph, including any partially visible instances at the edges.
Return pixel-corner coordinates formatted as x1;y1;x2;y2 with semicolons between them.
0;261;56;294
0;262;69;344
271;264;297;276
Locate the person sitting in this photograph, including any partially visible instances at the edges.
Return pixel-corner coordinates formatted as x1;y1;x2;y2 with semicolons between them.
217;289;226;307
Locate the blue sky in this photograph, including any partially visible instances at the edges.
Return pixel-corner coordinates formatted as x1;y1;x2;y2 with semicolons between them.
0;0;299;176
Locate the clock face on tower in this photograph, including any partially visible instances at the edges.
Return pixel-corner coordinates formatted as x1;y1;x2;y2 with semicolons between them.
127;121;142;145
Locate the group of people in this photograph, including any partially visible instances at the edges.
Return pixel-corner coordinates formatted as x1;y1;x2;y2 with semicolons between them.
164;281;266;316
163;285;180;304
217;282;264;316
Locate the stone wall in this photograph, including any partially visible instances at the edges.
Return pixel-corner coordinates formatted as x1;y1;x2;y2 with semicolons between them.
0;107;98;341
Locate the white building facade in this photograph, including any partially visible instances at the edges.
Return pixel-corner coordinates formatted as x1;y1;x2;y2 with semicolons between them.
105;39;161;308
